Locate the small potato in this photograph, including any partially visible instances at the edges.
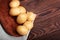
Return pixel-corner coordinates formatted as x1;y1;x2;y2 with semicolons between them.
27;12;36;21
18;6;26;14
17;25;28;35
17;13;27;24
23;21;33;30
9;7;21;16
9;0;20;7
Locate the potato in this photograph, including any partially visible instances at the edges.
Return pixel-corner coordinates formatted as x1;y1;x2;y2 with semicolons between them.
27;12;36;21
16;25;28;35
9;7;21;16
23;21;33;30
17;13;27;24
18;6;26;14
9;0;20;7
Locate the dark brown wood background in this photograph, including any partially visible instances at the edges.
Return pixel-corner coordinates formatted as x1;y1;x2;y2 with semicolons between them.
0;0;60;40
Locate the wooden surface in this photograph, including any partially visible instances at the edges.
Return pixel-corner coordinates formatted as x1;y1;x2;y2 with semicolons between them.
0;0;60;40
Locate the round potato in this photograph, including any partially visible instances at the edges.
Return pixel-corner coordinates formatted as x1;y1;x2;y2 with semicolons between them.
17;25;28;35
18;6;26;14
27;12;36;21
9;7;21;16
17;13;27;24
9;0;20;7
23;21;33;30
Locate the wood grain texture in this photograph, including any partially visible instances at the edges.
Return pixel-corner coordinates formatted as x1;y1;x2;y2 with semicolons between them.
0;0;60;40
25;0;60;40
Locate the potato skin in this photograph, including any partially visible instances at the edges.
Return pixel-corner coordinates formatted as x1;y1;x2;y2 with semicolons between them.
18;6;26;13
9;0;20;8
24;21;33;30
9;7;21;16
27;12;36;21
17;13;27;24
16;25;28;35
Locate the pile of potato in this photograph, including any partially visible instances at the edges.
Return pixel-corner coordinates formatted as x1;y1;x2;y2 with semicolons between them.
9;0;36;35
